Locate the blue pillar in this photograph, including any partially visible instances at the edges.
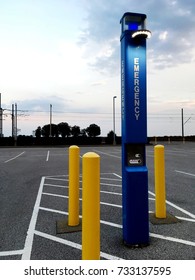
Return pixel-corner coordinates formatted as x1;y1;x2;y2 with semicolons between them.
120;12;151;246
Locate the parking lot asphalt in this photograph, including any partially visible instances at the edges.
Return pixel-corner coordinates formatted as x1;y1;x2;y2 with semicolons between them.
0;143;194;260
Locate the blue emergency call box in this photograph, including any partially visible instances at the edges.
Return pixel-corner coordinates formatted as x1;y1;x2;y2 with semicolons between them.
120;12;151;246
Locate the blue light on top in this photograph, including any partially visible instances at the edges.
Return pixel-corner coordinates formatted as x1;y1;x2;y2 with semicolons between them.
128;22;139;30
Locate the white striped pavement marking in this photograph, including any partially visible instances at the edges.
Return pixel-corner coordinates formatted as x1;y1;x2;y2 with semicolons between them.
114;173;195;220
46;150;50;161
34;230;124;260
4;151;25;163
42;192;122;208
22;176;45;260
0;249;24;257
39;207;195;247
175;170;195;177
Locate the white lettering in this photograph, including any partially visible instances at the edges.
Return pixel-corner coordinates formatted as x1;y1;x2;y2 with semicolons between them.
134;65;139;71
134;58;139;64
134;72;139;78
134;58;140;120
134;98;139;106
135;113;140;120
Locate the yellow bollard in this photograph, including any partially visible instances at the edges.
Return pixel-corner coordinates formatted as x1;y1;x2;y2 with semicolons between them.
154;145;166;218
82;152;100;260
68;145;80;226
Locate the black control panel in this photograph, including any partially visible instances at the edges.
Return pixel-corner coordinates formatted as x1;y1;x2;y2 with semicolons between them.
126;144;145;166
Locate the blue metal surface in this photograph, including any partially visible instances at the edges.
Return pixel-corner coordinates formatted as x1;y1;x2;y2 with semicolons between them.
120;12;149;246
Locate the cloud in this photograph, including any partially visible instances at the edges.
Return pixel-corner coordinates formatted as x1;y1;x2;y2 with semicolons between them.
79;0;195;73
5;95;72;114
148;0;195;68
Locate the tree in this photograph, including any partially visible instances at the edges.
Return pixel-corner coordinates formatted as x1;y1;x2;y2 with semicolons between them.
58;122;71;138
107;130;116;140
35;126;42;138
41;124;50;137
42;124;58;137
85;124;101;137
71;125;80;137
80;129;87;137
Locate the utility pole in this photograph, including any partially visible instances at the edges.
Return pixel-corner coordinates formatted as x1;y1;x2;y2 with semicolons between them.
14;103;17;146
12;104;14;137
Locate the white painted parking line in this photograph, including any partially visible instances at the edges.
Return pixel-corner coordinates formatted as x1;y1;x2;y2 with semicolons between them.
113;173;122;179
39;206;67;215
0;249;24;257
150;233;195;247
44;183;122;196
101;190;121;196
165;200;195;219
22;176;45;260
175;170;195;177
4;151;25;163
42;192;122;208
149;190;195;219
46;176;121;182
45;174;69;178
100;182;121;187
43;192;67;199
44;183;67;188
175;216;195;223
100;177;122;181
93;149;121;159
39;206;195;248
46;177;69;182
46;150;50;161
21;173;195;260
35;230;82;250
34;230;124;260
114;173;195;220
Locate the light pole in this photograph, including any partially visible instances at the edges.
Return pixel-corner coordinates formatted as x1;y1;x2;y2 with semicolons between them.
181;108;184;140
113;96;117;145
50;104;52;137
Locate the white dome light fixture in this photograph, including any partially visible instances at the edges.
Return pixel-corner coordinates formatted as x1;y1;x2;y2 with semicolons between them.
132;29;152;39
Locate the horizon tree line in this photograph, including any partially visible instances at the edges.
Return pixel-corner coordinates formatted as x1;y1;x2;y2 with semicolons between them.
35;122;102;138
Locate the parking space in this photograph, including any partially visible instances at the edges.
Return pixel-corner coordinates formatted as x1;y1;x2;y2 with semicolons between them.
0;144;195;260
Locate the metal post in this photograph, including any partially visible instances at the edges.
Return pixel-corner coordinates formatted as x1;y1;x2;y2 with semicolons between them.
68;145;80;226
120;12;151;246
154;145;166;218
82;152;100;260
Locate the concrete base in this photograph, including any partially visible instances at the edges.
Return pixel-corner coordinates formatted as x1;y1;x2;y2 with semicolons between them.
149;212;180;225
56;218;82;234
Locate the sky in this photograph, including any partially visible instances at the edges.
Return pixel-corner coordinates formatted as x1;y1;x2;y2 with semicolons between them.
0;0;195;137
